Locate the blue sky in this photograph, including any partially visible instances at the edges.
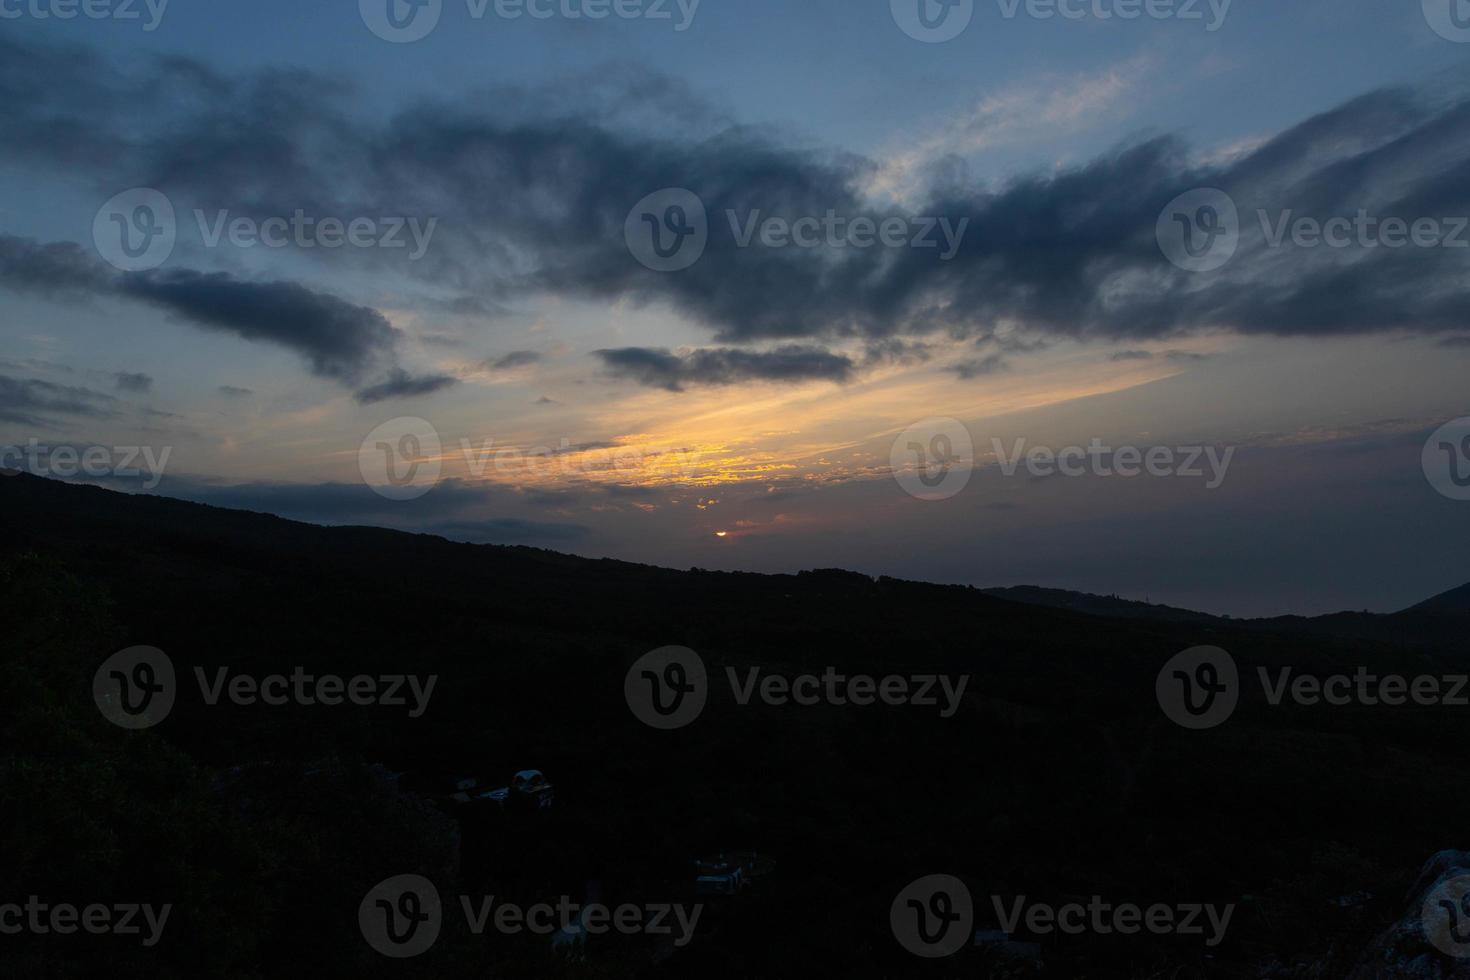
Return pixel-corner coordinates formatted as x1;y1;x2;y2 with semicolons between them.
13;1;1464;160
2;0;1470;616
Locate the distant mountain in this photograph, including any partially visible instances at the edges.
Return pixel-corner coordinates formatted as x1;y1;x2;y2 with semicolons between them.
981;585;1221;625
1408;580;1470;614
983;580;1470;652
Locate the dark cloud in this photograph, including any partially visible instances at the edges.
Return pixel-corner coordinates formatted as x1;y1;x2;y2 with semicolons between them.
485;350;542;370
218;385;254;397
951;354;1009;379
118;270;398;383
0;374;116;426
114;371;153;392
0;235;416;396
1110;349;1209;362
353;369;459;404
2;38;1470;360
0;236;113;297
595;346;855;391
597;483;663;498
862;339;933;367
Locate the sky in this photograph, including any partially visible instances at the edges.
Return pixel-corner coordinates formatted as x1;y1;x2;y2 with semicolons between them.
2;0;1470;617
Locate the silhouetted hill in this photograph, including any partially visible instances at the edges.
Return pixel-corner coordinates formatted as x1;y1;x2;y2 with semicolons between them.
981;585;1222;625
3;472;1469;978
984;580;1470;655
1409;580;1470;614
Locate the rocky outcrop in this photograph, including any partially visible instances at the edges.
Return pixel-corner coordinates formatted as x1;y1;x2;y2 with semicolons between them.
1347;851;1470;979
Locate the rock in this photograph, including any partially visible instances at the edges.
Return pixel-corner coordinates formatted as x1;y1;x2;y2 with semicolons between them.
1347;851;1470;979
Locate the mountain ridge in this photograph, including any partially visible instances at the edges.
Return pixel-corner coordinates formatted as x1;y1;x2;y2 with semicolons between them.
3;472;1463;631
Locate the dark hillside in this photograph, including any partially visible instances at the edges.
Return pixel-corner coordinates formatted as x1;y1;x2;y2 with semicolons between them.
2;474;1468;978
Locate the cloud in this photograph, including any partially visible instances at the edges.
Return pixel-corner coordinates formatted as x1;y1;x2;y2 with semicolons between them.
485;350;542;370
432;295;509;318
118;269;399;383
4;38;1470;360
0;235;425;397
0;374;116;426
594;345;855;391
218;385;254;397
862;339;933;367
548;440;621;456
1110;348;1210;363
866;55;1155;203
353;369;459;404
113;371;153;392
0;235;113;296
951;353;1009;379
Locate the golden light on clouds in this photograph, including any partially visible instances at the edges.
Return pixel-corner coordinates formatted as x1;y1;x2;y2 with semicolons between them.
351;337;1223;498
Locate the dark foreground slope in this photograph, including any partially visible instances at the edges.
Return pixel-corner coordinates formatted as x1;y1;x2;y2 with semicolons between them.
2;473;1468;978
